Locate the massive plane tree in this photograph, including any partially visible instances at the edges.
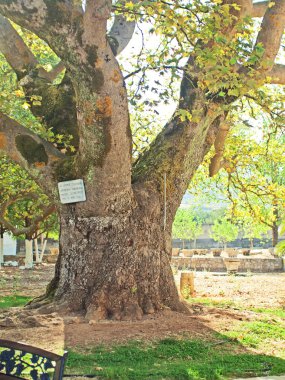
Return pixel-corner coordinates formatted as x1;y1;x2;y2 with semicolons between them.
0;0;284;320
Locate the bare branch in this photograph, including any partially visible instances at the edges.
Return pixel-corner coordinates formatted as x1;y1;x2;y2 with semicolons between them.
209;122;230;177
0;112;64;189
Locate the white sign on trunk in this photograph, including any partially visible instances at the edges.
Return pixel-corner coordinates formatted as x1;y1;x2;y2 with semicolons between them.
58;179;86;204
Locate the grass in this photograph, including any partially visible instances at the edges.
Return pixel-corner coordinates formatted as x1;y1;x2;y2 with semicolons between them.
0;295;32;308
188;296;285;360
251;307;285;319
66;338;285;379
224;320;285;358
187;297;235;308
189;297;285;319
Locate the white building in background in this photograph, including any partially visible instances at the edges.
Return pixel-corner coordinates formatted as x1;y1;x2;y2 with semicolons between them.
3;233;16;256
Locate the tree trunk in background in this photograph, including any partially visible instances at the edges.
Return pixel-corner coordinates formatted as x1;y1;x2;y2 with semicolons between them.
34;238;40;263
25;239;33;269
0;237;3;267
250;239;254;249
272;223;279;247
34;234;47;263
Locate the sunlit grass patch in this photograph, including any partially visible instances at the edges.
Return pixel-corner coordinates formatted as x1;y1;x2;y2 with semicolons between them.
223;320;285;359
0;295;31;308
187;297;236;308
251;307;285;319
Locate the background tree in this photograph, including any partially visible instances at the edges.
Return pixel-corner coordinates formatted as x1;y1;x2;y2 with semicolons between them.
211;218;239;249
189;110;285;248
0;0;284;319
0;156;56;267
239;216;269;249
172;208;203;249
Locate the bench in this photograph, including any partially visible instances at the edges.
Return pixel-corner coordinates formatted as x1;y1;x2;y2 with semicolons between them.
0;339;67;380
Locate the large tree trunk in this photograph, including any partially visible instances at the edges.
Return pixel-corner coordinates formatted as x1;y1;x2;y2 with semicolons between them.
48;188;186;320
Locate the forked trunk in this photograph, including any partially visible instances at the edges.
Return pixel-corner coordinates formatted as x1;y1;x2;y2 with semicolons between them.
34;234;48;263
49;191;186;321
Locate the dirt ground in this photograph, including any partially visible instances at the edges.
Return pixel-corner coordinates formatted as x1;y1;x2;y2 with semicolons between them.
0;264;285;352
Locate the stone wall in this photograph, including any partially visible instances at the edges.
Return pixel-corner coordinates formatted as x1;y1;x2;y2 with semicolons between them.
171;257;284;273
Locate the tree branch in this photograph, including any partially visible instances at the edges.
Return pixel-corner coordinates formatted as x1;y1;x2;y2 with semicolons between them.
269;64;285;85
84;0;112;45
0;0;72;35
0;16;78;150
209;122;230;177
0;112;64;190
0;15;64;81
254;0;285;70
0;192;56;237
42;61;65;82
252;1;268;18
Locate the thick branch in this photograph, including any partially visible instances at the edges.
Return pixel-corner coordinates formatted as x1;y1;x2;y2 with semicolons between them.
226;1;268;18
132;53;224;228
0;15;64;81
0;15;37;73
42;61;65;82
0;0;47;29
0;0;72;35
209;122;230;177
0;16;78;150
252;1;268;18
0;112;64;190
269;64;285;85
84;0;112;45
255;0;285;69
